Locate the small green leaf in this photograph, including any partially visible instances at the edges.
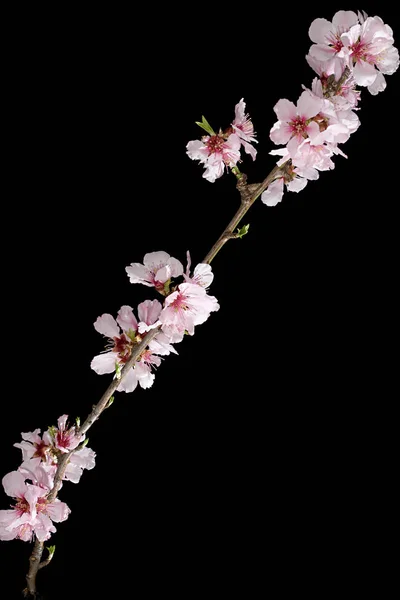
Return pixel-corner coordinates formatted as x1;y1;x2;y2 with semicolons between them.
107;396;115;408
46;545;56;557
195;115;215;136
236;224;250;239
81;438;89;447
75;416;80;427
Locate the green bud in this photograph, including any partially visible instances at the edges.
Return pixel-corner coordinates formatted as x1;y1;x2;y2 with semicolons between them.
46;545;56;557
236;224;250;239
107;396;115;408
81;438;89;447
75;417;81;427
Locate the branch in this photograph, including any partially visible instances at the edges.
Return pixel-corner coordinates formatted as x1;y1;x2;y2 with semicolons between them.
202;164;281;264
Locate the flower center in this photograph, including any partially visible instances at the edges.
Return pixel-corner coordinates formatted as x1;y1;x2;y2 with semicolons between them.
289;117;308;136
171;293;187;312
113;334;132;363
33;440;49;459
350;40;375;64
15;496;48;515
205;135;225;155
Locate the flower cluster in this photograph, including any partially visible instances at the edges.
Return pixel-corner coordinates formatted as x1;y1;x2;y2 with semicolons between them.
91;251;219;392
186;99;257;182
0;416;95;542
262;10;398;206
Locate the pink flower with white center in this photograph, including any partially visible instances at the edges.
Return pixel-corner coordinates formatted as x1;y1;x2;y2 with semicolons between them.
270;91;324;157
159;283;220;343
231;98;257;160
125;251;184;291
340;16;399;93
183;250;214;289
0;471;70;542
186;133;241;183
308;11;359;65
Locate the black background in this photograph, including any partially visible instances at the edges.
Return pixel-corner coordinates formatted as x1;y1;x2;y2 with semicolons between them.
1;3;398;598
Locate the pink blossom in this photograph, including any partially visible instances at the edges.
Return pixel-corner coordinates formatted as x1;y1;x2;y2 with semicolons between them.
125;251;183;291
14;423;96;485
183;251;214;289
51;415;83;453
14;428;52;462
91;304;174;393
0;471;70;542
64;447;96;484
308;10;359;66
340;16;399;93
159;282;219;343
186;133;241;183
231;98;257;160
270;91;324;157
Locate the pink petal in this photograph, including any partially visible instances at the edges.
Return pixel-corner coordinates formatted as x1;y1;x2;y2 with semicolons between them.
186;140;209;163
57;415;68;432
20;429;42;445
91;352;117;375
143;251;170;271
2;471;26;499
117;367;138;393
241;140;257;160
125;263;153;286
273;98;297;122
353;60;377;86
116;305;138;333
368;71;387;95
261;179;284;207
270;121;292;145
138;299;162;326
46;500;70;523
34;513;56;542
167;257;184;278
308;18;333;44
297;91;323;119
332;10;358;31
287;177;308;193
94;314;120;338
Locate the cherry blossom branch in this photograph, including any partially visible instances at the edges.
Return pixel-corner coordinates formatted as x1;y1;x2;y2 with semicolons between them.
202;165;281;264
24;329;160;597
